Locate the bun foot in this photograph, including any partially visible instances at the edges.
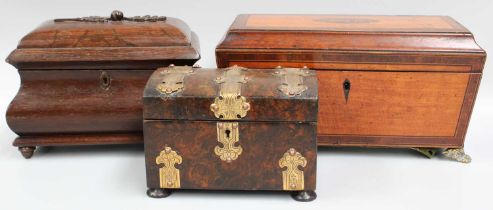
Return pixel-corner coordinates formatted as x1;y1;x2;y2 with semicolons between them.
147;188;172;198
291;190;317;202
18;146;36;159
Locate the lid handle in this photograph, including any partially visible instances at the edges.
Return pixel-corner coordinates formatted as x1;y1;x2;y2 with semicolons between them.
54;10;166;22
110;10;124;21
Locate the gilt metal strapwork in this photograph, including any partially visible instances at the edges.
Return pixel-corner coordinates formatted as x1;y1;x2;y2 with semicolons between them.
210;66;251;120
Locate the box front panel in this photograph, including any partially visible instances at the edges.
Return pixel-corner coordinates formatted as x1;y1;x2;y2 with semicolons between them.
7;70;153;135
217;57;481;147
317;71;469;137
144;120;316;191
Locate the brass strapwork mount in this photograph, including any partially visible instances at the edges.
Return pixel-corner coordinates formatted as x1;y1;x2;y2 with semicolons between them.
156;65;195;95
279;148;307;191
274;66;312;97
210;65;250;120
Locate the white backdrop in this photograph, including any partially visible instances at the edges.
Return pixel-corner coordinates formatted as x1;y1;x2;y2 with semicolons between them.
0;1;492;210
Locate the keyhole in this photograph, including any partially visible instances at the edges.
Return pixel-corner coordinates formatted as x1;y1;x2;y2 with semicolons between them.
343;79;351;90
100;71;111;90
343;79;351;103
225;129;231;138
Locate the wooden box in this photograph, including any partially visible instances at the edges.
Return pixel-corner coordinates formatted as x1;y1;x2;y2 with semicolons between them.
6;10;200;158
143;66;318;201
216;14;486;163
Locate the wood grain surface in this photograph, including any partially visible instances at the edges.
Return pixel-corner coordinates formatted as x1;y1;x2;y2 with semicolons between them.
216;14;486;148
231;14;468;32
317;71;469;137
5;14;200;152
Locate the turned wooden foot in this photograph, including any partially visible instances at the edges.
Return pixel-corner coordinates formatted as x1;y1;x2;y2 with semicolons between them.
442;148;471;163
291;190;317;202
147;188;172;198
18;146;36;159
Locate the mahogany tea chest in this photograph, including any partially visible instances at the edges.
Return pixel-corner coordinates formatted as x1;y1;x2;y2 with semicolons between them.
5;11;200;158
143;66;318;201
216;14;486;163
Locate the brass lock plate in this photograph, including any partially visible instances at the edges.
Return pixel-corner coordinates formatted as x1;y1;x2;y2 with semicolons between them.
210;66;250;120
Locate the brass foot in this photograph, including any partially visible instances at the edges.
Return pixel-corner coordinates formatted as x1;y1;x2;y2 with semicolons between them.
147;188;172;198
411;148;438;159
291;190;317;202
442;148;471;163
18;146;36;159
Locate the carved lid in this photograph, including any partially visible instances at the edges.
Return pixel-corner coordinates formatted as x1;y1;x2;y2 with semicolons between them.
217;14;485;54
7;10;200;70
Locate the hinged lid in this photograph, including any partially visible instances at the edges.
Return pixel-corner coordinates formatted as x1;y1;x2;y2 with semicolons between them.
7;10;200;70
143;66;318;122
219;14;484;53
216;14;486;72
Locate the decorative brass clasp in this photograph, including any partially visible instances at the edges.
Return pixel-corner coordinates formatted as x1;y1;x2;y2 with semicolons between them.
214;122;242;163
279;148;307;191
210;66;250;120
156;65;195;95
156;146;182;188
274;66;311;97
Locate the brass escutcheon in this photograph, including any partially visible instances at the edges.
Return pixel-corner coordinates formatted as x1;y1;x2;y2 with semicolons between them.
214;122;242;163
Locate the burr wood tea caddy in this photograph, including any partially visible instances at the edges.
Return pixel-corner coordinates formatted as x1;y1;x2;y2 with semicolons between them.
143;66;318;201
